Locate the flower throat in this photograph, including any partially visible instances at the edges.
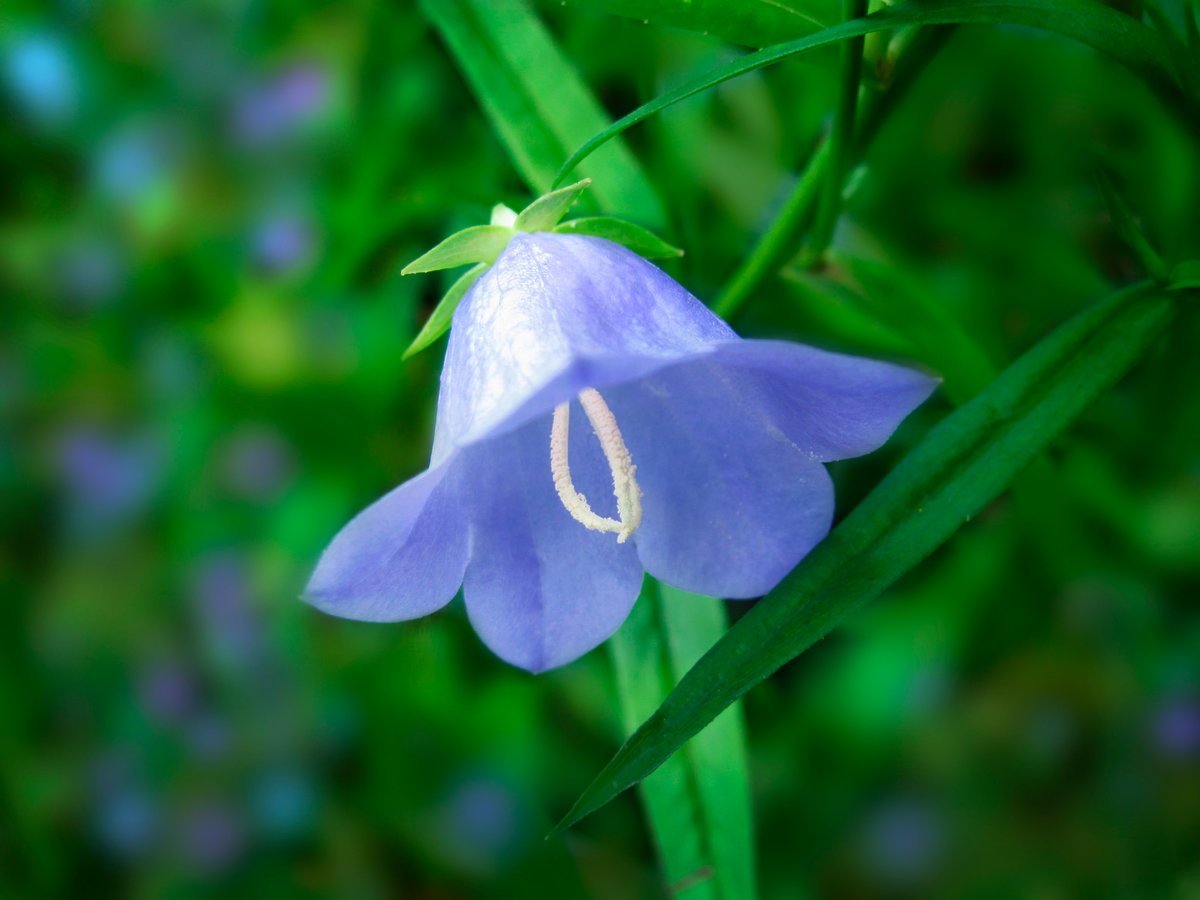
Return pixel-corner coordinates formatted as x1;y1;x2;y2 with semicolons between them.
549;388;643;543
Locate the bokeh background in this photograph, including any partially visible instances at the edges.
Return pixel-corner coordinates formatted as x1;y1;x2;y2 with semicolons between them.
2;1;1199;897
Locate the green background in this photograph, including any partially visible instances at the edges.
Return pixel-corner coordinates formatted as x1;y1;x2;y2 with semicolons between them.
2;1;1198;897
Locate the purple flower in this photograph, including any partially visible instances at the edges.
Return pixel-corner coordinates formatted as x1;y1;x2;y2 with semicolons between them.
857;795;946;886
3;33;78;127
250;212;315;275
54;424;162;534
219;425;295;500
1152;696;1200;760
231;63;328;147
177;798;245;872
306;234;935;672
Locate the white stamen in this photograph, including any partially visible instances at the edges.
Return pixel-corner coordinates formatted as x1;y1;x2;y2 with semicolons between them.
549;388;643;543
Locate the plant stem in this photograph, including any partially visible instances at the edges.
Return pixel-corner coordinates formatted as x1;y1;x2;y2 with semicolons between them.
714;26;955;318
806;0;869;267
714;139;830;317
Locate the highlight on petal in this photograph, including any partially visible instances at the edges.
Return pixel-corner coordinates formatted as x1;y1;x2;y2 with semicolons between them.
307;230;939;670
430;233;734;462
711;340;939;462
459;410;644;672
605;360;836;600
304;462;468;622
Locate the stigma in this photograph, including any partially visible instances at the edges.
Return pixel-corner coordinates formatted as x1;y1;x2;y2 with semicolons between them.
549;387;643;543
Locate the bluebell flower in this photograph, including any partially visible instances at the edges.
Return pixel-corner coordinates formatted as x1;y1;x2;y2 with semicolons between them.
231;63;329;147
3;32;77;127
306;233;936;671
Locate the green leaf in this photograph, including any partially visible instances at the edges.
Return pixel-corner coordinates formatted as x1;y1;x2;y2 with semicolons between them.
778;270;918;359
419;0;666;229
515;178;593;232
555;0;1184;185
551;0;841;48
401;226;513;275
402;264;487;359
833;253;1000;403
1169;260;1200;291
609;582;755;900
555;282;1174;832
1093;167;1168;280
554;217;683;259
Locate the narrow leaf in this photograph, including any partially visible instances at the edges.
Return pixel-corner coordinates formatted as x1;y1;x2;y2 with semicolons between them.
420;0;665;228
515;178;593;232
556;0;1183;184
555;217;683;259
402;264;487;359
609;582;754;899
552;0;841;48
1169;260;1200;291
401;226;512;275
1094;168;1168;280
556;283;1174;831
835;253;999;403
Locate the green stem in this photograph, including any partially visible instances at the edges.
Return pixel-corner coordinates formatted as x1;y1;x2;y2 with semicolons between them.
713;26;954;318
714;139;830;317
806;0;869;266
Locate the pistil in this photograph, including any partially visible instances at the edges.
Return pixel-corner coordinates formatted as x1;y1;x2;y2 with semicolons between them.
549;388;643;543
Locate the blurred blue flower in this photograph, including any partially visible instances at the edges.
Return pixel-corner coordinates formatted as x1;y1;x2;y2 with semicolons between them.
231;63;329;147
306;233;936;671
55;236;124;308
191;553;263;666
54;425;162;535
94;122;179;201
3;32;77;126
186;713;233;762
444;779;520;854
89;753;160;860
857;795;946;887
251;768;317;840
178;798;245;873
430;776;524;875
251;212;315;275
1152;696;1200;760
220;425;296;500
139;660;199;725
94;787;160;860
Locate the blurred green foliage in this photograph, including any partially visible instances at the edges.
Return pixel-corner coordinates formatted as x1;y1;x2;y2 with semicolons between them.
1;1;1198;898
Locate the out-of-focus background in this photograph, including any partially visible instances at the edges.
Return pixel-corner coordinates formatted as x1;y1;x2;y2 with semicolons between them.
2;1;1199;897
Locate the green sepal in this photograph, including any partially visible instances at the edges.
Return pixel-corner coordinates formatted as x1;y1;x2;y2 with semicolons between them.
554;216;683;259
515;178;592;232
402;263;488;359
401;225;513;275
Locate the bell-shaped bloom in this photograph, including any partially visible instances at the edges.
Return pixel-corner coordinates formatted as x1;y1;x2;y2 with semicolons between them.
306;233;936;672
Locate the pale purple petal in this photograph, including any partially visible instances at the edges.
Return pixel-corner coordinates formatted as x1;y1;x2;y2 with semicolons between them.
306;231;938;670
432;233;735;463
605;360;835;599
459;410;644;672
711;340;939;461
305;463;468;621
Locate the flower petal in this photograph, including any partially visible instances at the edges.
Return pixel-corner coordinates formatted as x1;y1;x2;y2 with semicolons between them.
304;463;468;621
460;410;644;672
606;361;836;599
431;233;735;463
710;340;938;461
